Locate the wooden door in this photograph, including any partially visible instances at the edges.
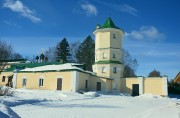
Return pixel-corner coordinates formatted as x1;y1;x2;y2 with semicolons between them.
57;78;62;90
132;84;139;96
96;82;101;91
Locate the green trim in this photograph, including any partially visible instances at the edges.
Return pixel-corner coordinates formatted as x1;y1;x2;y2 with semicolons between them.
95;47;121;51
3;62;62;72
95;60;122;64
0;59;27;62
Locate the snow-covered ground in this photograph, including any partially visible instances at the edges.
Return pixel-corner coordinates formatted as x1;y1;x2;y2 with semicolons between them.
0;89;180;118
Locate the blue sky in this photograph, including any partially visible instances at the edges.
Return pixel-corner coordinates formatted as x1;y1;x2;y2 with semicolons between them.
0;0;180;79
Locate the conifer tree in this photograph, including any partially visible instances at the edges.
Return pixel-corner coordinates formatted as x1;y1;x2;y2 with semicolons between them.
56;38;70;63
76;35;95;71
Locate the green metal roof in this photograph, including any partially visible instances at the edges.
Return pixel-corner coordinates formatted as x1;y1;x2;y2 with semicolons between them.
0;59;27;62
98;17;121;29
3;62;62;72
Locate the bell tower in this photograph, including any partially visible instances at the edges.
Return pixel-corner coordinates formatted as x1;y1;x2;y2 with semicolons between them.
92;17;124;91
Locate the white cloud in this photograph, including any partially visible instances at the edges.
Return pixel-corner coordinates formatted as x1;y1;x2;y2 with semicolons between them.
81;2;97;16
144;50;177;57
95;1;138;16
73;1;97;16
123;39;180;79
3;0;41;23
125;26;166;41
116;4;138;16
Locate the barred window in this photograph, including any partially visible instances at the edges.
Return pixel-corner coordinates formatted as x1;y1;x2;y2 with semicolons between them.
39;78;44;87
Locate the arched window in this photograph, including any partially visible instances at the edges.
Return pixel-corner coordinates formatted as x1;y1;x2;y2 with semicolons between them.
103;52;106;59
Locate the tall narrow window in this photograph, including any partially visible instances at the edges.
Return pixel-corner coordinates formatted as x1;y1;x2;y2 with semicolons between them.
93;67;96;73
113;34;116;39
2;76;5;82
102;67;106;73
96;54;98;60
39;78;44;87
85;80;88;89
113;53;116;58
113;67;117;73
103;52;106;59
22;78;27;86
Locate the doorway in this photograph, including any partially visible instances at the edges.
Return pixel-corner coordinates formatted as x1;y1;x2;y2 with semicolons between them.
132;84;139;96
96;82;101;91
7;75;13;87
57;78;62;90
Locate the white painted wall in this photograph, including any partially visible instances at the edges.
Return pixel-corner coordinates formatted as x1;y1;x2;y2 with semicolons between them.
71;71;79;92
13;72;17;88
138;77;144;95
163;76;168;96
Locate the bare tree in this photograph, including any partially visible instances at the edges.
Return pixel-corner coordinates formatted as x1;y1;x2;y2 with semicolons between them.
122;49;138;77
45;47;56;62
0;40;13;72
69;40;81;63
11;53;23;59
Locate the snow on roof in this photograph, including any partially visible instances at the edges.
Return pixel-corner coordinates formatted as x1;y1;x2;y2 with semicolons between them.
20;63;83;72
19;63;112;80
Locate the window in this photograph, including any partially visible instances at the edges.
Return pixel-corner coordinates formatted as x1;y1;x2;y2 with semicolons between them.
39;78;44;87
85;80;88;89
113;67;117;73
22;78;27;86
102;67;106;73
103;52;106;59
2;76;5;82
113;34;116;39
113;53;116;58
93;67;96;72
96;54;98;60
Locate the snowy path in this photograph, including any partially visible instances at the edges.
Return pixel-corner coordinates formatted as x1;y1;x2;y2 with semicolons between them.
0;89;180;118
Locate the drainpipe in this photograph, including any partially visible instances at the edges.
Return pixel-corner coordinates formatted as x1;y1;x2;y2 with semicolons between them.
138;76;144;95
13;69;18;88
